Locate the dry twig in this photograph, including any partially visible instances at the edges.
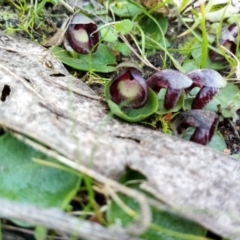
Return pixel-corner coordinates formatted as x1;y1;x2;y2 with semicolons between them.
0;198;141;240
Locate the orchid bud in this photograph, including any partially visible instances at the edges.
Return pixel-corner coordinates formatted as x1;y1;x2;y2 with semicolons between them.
109;67;148;109
170;110;219;145
64;13;99;54
210;23;239;62
186;69;226;109
146;70;192;109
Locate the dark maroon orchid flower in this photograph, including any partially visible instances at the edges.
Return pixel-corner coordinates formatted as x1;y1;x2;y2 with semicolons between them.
146;69;193;109
109;67;148;109
170;110;219;145
209;23;239;62
64;13;99;54
186;69;226;109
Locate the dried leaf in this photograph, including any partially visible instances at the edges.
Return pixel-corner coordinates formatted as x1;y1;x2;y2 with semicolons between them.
43;28;66;47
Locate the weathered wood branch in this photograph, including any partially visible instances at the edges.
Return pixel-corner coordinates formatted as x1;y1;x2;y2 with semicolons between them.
0;199;141;240
0;33;240;239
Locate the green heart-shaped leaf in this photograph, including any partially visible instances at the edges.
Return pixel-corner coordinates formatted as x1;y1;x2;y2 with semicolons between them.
0;134;79;209
51;44;116;73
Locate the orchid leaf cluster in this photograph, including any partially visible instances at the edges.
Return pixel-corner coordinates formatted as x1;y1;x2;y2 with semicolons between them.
49;3;239;148
52;5;169;71
105;65;228;146
51;13;117;73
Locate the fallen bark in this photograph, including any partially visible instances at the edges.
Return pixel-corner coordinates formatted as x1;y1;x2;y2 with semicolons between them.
0;198;141;240
0;33;240;239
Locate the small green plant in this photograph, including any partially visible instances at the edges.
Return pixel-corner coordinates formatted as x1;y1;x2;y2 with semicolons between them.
105;66;229;146
0;133;80;210
161;0;240;75
5;0;57;40
49;0;238;148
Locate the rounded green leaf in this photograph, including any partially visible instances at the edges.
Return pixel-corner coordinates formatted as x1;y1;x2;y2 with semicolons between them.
101;26;118;42
112;42;131;56
51;44;116;73
115;19;134;35
139;14;168;49
0;134;79;209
